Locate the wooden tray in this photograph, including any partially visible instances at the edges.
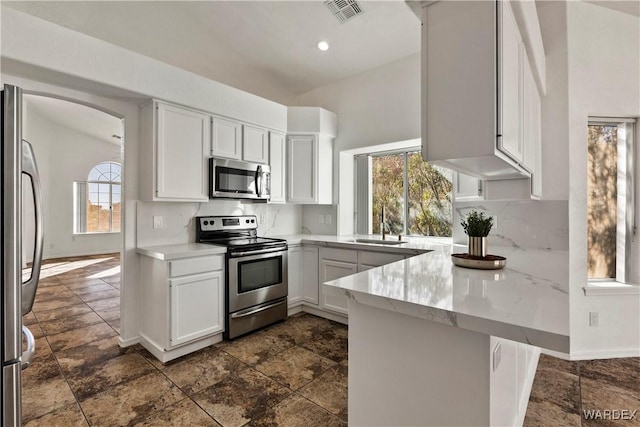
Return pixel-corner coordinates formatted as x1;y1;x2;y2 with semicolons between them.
451;253;507;270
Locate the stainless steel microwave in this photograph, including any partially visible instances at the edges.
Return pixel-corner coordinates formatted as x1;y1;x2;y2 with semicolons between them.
209;158;270;200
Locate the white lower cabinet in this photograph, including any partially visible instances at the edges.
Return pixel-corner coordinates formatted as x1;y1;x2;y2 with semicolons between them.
301;246;319;305
287;244;411;319
287;245;302;307
319;247;358;315
139;254;225;363
357;250;405;272
169;271;223;346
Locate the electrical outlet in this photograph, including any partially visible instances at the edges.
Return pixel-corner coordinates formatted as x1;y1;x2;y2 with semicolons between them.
589;311;599;327
153;216;163;229
492;341;502;371
491;215;498;229
325;214;332;225
318;214;324;224
259;214;265;224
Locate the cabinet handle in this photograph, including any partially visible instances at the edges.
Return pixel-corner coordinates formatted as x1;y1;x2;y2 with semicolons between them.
230;299;286;319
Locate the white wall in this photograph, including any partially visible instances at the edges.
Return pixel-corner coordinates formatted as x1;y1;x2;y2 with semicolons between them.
296;53;422;234
566;1;640;358
23;101;122;259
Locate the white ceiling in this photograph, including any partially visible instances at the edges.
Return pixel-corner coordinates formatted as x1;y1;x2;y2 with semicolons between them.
25;94;123;144
6;1;422;105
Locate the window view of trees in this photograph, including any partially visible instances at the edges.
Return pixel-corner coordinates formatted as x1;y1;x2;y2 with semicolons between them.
371;151;452;237
587;125;617;279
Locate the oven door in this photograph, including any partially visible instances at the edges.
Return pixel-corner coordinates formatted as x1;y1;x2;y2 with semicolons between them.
228;249;287;313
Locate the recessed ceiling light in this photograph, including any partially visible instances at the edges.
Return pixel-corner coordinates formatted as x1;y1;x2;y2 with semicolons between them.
317;41;329;51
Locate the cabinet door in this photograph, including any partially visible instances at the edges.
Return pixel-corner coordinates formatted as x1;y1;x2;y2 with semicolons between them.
319;259;357;315
169;271;223;347
242;125;268;164
287;245;302;306
269;132;286;203
211;117;241;159
301;246;319;305
498;0;524;164
453;172;484;201
357;251;404;272
156;102;209;201
287;135;317;203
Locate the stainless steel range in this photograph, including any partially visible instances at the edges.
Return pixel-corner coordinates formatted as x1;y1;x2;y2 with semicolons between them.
195;215;288;339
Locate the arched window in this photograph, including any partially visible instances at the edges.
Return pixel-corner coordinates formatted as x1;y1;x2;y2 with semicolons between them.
74;162;122;233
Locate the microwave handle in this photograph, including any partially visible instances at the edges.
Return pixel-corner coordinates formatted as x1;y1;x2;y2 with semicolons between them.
255;165;262;198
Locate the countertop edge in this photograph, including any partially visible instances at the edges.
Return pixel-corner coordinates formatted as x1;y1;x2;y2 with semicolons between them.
137;243;227;261
323;283;570;354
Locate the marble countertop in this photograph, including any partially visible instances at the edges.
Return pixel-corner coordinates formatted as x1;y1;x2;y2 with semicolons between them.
273;234;448;256
317;239;570;354
136;243;227;260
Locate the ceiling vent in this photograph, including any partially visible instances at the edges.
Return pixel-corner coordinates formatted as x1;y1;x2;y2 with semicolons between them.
325;0;364;23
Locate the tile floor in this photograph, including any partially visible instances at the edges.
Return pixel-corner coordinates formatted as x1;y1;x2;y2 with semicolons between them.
21;254;639;426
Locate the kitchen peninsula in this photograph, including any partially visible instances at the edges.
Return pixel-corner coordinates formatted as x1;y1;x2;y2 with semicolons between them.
323;242;569;426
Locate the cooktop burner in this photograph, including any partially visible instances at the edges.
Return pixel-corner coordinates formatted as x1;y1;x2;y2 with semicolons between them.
195;215;287;251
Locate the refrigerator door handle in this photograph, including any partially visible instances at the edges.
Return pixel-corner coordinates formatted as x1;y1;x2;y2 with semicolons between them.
20;326;35;370
21;140;44;316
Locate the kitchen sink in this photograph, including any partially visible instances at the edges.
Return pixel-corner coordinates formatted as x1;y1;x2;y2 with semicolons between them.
353;238;405;245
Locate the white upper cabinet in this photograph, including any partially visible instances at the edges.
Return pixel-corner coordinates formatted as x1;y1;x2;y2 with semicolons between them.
422;0;543;182
522;52;542;198
269;131;286;203
140;100;210;202
286;107;336;204
242;125;268;164
211;116;241;160
498;0;524;164
287;134;333;204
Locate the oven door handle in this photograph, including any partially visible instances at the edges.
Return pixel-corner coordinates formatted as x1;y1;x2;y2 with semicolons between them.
230;247;287;258
230;299;286;319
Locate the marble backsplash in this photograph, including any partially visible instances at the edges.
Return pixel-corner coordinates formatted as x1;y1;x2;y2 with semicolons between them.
136;200;302;247
453;200;569;251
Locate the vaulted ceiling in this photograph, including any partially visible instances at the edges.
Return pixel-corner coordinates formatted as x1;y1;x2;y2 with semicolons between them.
5;1;422;104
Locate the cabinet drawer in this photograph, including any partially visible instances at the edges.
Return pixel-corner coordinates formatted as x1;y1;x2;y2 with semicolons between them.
319;247;357;263
169;256;223;277
358;251;404;267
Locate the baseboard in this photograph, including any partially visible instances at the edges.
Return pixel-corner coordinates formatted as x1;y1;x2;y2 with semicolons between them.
568;347;640;360
301;304;348;325
118;335;140;348
516;347;541;426
139;332;222;364
288;305;304;316
44;250;121;261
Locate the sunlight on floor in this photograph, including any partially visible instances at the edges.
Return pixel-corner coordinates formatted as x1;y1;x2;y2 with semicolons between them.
87;265;120;279
22;257;116;280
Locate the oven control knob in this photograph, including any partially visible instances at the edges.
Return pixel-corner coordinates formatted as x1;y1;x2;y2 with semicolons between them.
251;219;255;223
203;220;209;226
246;219;250;224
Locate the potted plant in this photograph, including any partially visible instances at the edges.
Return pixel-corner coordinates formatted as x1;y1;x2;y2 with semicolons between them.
461;210;493;257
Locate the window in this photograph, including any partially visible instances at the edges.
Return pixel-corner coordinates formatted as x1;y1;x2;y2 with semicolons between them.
74;162;121;234
356;149;453;237
587;119;636;284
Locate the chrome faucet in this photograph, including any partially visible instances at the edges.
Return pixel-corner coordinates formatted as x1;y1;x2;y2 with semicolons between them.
381;205;387;240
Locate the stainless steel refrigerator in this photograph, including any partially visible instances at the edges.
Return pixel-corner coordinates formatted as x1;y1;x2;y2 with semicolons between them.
2;84;44;426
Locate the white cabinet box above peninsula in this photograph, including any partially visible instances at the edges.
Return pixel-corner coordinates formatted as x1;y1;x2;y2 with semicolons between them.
286;107;337;204
421;0;543;190
140;100;210;202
